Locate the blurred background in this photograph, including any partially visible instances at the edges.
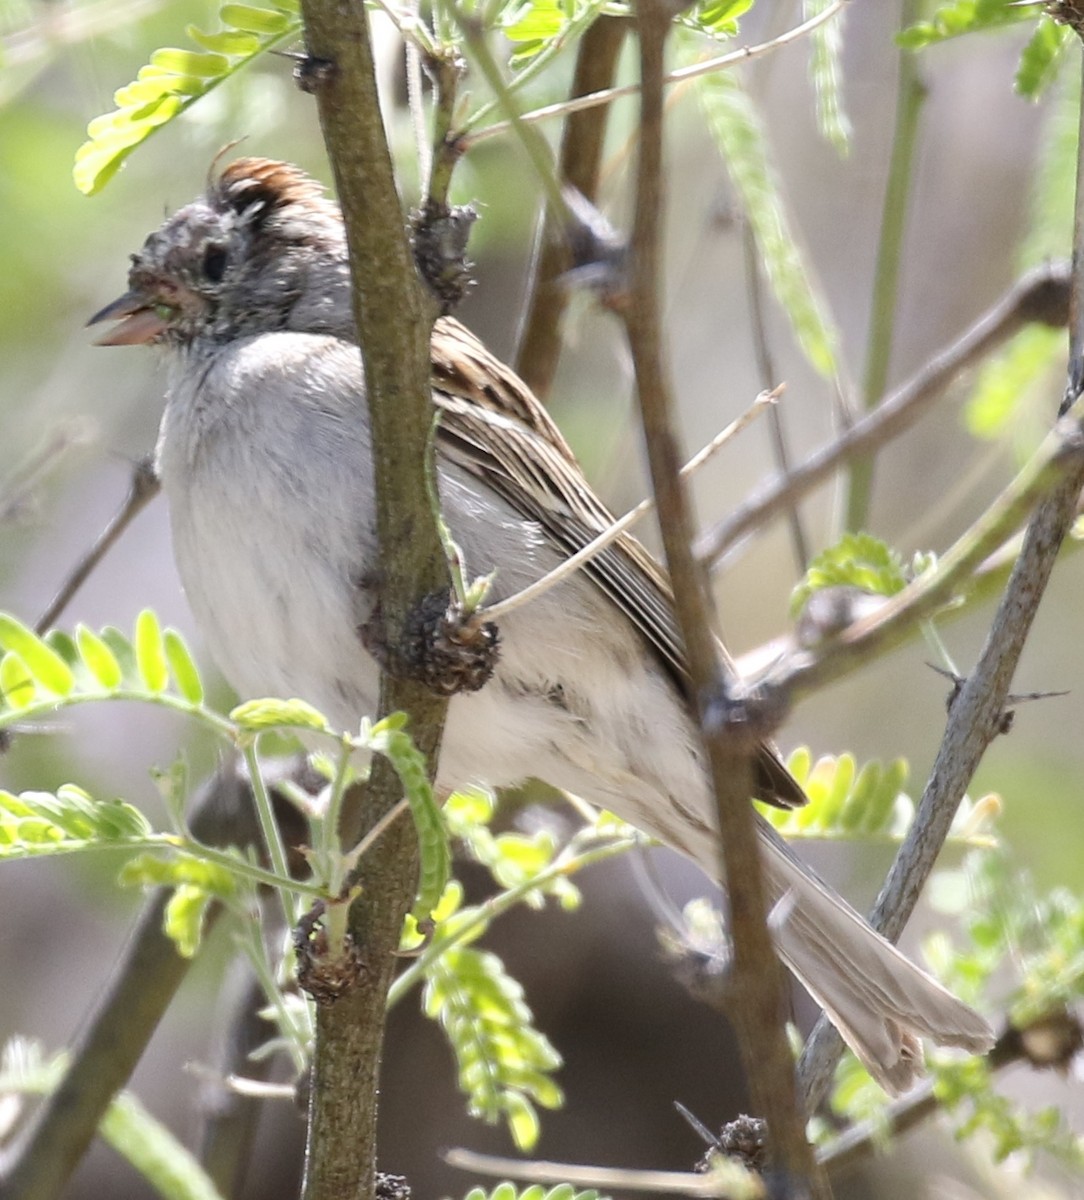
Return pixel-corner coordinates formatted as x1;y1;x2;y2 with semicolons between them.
2;1;1083;1196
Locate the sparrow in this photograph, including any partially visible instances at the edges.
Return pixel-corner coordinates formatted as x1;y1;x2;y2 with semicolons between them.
89;157;993;1094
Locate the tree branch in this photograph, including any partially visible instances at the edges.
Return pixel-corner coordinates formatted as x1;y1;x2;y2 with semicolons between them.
755;395;1084;708
0;762;303;1200
292;4;450;1197
818;1009;1083;1174
697;261;1071;569
622;2;823;1193
34;457;160;635
513;15;626;399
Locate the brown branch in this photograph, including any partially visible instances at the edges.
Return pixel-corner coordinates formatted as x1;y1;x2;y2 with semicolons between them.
463;1;848;149
622;2;823;1194
755;400;1084;709
513;15;626;399
292;4;449;1199
740;221;808;572
797;67;1084;1111
34;457;160;635
696;260;1071;569
0;762;304;1200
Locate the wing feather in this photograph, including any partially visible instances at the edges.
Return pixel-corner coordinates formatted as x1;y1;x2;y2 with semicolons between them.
430;318;804;809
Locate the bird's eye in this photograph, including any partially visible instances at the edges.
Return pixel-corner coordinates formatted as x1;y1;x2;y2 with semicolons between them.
202;244;229;283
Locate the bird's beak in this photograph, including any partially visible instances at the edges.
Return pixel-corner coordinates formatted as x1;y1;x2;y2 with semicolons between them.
87;290;170;346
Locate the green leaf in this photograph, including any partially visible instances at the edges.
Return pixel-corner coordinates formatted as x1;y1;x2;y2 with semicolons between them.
101;626;140;684
0;615;74;695
790;532;908;618
759;751;927;843
693;67;840;379
164;885;216;958
0;652;36;710
230;697;330;733
443;787;578;908
117;852;236;895
218;3;291;33
965;324;1064;438
119;853;236;956
0;787;153;857
76;624;123;690
502;0;570;64
503;1089;541;1152
135;609;169;693
73;5;301;194
464;1189;605;1200
149;47;231;76
363;717;450;924
682;0;752;40
423;944;563;1148
186;26;262;55
897;0;1032;49
163;629;204;704
1015;16;1070;99
805;0;851;154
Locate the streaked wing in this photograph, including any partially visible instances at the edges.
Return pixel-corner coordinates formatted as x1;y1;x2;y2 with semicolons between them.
430;318;804;809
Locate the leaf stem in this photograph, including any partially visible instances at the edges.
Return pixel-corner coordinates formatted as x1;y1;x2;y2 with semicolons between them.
386;832;640;1007
241;740;300;927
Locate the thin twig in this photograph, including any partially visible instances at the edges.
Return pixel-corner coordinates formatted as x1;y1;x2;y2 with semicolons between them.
755;390;1084;709
818;1011;1082;1173
798;57;1084;1110
463;1;849;149
443;1149;742;1196
452;8;566;215
741;221;808;571
482;389;779;622
697;260;1071;569
622;2;823;1193
34;457;160;635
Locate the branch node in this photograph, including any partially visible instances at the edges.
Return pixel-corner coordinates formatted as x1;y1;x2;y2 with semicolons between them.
294;901;366;1005
1006;1007;1084;1071
361;589;500;696
702;673;789;751
695;1114;770;1176
411;201;477;313
286;52;338;94
793;585;887;649
558;186;629;310
376;1173;413;1200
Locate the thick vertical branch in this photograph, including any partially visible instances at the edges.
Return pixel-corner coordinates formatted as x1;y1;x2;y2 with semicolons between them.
294;4;449;1199
623;3;824;1194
